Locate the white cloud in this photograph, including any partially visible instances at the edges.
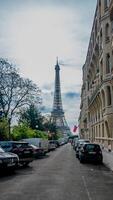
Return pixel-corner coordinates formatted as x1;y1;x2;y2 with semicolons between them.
0;1;96;130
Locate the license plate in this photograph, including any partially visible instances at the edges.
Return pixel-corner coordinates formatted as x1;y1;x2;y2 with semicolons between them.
89;152;96;154
24;151;30;154
20;158;33;161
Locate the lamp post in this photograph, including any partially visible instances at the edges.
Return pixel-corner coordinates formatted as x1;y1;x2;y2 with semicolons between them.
8;117;11;140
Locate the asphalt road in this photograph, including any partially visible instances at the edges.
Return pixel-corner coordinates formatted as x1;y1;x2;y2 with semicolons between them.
0;144;113;200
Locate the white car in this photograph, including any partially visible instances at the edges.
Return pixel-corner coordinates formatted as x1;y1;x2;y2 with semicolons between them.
22;138;49;155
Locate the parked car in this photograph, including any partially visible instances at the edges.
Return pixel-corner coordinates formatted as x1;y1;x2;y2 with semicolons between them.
79;143;103;164
22;138;49;156
0;141;34;166
48;140;56;151
69;135;79;145
58;137;68;146
73;137;79;151
0;146;19;170
76;139;90;158
54;140;60;148
30;144;45;158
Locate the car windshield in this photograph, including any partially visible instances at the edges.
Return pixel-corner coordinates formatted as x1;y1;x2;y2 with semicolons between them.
85;144;101;152
0;147;5;153
14;143;29;148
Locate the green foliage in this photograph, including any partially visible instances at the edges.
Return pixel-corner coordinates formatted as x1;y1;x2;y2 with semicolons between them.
19;105;57;136
48;131;62;140
0;118;9;140
56;131;63;139
43;121;57;133
35;130;48;139
11;124;34;140
11;123;48;140
19;104;44;130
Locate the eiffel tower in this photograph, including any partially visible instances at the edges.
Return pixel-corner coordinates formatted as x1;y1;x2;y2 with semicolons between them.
50;58;71;136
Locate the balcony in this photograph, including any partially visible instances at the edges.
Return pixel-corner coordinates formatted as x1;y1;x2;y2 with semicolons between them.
104;73;112;81
88;83;102;106
103;106;113;117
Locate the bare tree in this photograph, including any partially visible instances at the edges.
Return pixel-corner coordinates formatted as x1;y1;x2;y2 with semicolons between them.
0;58;41;136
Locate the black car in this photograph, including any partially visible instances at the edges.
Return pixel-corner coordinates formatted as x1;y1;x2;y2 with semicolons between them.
0;146;19;170
0;141;34;166
73;138;79;151
79;143;103;164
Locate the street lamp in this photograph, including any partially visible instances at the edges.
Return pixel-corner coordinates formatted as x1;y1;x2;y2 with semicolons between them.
35;125;38;129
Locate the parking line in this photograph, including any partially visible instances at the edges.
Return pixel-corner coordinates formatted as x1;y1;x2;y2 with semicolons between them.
82;176;92;200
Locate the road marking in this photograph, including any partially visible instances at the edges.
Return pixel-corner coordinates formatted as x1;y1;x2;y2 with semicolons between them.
82;176;92;200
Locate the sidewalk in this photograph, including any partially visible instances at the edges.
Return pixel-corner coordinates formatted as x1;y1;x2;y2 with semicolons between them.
102;149;113;171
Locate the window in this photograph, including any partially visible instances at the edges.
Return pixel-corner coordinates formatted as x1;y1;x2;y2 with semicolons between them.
104;0;109;9
99;0;101;18
102;123;104;137
101;90;105;108
100;59;103;81
85;144;101;152
105;23;110;42
100;29;103;51
106;86;112;106
106;53;110;74
95;21;97;38
111;21;113;33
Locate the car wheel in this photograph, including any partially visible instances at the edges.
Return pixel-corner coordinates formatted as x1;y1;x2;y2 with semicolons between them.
99;159;103;164
79;157;84;163
22;162;30;167
76;154;79;158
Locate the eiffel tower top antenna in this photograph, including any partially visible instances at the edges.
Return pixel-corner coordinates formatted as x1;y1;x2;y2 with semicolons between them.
56;56;58;65
55;56;60;70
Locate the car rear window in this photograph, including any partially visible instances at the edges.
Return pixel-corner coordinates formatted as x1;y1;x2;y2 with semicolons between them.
85;144;101;152
14;143;29;148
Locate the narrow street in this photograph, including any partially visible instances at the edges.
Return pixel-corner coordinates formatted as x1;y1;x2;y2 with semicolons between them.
0;144;113;200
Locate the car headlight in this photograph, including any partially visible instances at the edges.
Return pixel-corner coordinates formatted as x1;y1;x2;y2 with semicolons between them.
0;159;3;164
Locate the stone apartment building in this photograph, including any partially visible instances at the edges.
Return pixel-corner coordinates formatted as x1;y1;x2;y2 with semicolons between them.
79;0;113;150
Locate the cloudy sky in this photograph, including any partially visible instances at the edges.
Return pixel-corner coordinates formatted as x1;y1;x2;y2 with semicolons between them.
0;0;97;133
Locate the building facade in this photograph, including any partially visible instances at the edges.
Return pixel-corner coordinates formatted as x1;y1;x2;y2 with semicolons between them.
79;0;113;150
